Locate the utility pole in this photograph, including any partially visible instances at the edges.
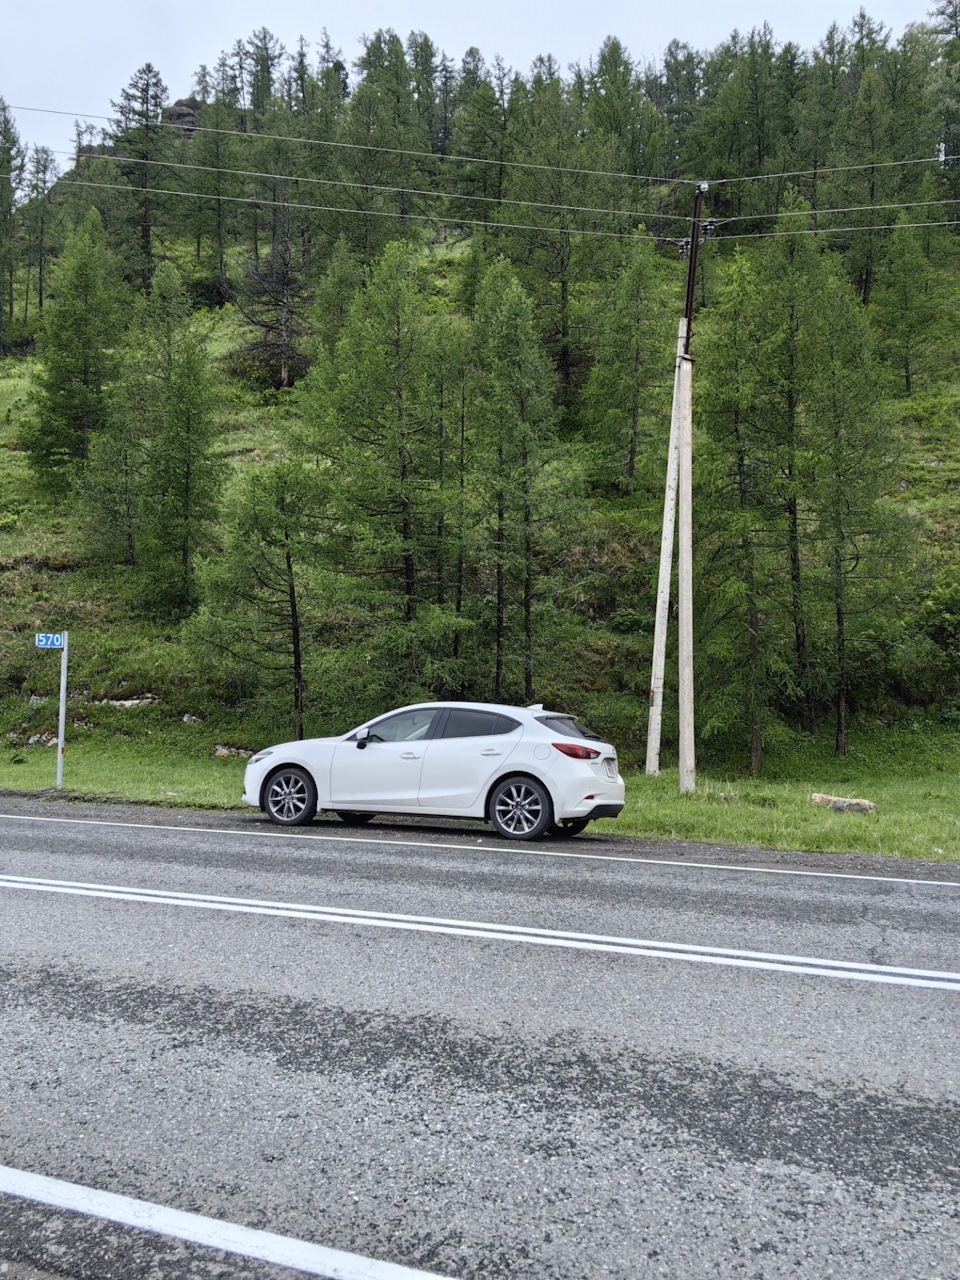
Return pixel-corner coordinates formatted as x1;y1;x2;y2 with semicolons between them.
646;182;710;792
645;318;684;775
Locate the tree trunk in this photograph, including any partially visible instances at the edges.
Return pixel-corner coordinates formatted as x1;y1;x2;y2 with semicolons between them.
523;487;533;702
833;533;847;757
787;496;815;733
494;446;505;701
286;546;304;741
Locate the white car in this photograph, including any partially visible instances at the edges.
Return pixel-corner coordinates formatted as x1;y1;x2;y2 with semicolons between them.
242;701;625;840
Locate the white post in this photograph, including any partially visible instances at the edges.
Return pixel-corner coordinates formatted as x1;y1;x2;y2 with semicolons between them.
645;319;686;776
56;631;68;791
677;356;695;794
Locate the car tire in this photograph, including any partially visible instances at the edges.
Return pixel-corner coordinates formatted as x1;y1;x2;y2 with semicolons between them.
489;776;553;841
336;811;375;826
550;818;590;838
264;767;317;826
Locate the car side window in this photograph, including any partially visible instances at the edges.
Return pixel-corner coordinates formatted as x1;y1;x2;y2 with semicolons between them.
368;708;438;743
441;709;521;738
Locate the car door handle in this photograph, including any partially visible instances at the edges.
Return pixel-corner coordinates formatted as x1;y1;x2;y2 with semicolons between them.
480;749;502;756
400;752;421;760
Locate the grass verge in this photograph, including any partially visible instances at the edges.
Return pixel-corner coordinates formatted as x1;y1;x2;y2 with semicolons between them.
0;740;248;809
598;770;960;860
1;728;958;860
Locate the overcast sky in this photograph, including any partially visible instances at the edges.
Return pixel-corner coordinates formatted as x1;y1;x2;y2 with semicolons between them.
2;0;936;159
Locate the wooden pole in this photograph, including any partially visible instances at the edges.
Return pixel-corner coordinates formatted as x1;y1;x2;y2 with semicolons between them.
645;319;686;776
678;356;695;794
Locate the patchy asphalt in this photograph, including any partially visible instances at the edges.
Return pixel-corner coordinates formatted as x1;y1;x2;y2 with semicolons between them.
0;798;958;1279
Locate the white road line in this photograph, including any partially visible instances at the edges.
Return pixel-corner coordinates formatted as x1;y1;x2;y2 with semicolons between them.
3;872;959;991
1;811;959;887
0;1165;447;1280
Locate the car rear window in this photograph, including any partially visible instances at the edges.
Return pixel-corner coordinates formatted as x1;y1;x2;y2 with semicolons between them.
535;714;605;742
441;709;521;738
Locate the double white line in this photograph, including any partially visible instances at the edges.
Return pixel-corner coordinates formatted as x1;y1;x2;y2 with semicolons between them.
3;872;959;991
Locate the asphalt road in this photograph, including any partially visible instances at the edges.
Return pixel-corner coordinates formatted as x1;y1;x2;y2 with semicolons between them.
0;797;958;1279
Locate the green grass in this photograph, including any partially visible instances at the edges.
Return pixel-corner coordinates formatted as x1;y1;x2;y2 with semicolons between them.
0;739;249;808
1;720;959;861
596;769;960;860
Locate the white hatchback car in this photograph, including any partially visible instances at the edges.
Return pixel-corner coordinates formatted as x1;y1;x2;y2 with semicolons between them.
242;701;625;840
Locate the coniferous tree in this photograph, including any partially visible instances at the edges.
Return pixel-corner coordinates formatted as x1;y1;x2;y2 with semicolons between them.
873;215;937;396
198;460;328;739
299;241;452;692
234;205;312;387
0;98;23;355
469;258;557;700
581;236;671;487
804;271;906;755
22;210;123;492
18;146;60;321
109;63;172;289
87;263;223;613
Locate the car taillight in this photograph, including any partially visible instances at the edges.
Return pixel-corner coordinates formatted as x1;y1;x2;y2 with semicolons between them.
553;742;601;760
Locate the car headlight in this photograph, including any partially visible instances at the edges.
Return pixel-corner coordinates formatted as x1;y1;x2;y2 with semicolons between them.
249;750;273;765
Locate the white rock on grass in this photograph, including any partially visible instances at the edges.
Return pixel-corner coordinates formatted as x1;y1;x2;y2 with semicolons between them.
811;793;877;814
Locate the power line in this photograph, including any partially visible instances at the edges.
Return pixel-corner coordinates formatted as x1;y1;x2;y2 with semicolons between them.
11;102;694;187
56;177;666;242
715;195;960;225
55;149;686;224
709;152;958;186
719;216;956;240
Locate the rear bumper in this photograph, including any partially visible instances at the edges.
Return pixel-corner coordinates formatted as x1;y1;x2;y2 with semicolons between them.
583;803;624;821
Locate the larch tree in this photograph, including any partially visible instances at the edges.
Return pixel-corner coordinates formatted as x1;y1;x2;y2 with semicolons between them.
469;258;557;701
298;241;451;694
87;263;223;613
109;63;173;290
0;98;23;355
22;209;124;494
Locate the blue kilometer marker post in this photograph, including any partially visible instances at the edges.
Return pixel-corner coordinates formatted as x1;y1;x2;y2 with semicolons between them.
34;631;68;789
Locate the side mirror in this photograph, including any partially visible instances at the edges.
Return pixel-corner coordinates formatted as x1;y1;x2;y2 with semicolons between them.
356;728;370;750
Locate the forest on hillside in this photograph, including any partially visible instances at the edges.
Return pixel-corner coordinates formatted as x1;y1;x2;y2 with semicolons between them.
2;5;960;770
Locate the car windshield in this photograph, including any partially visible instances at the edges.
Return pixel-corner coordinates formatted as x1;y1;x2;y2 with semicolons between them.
535;714;606;743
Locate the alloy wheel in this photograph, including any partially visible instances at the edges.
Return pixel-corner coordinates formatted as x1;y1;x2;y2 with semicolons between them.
493;780;548;838
265;768;316;825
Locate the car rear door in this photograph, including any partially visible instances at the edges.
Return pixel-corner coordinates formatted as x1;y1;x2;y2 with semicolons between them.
417;709;521;809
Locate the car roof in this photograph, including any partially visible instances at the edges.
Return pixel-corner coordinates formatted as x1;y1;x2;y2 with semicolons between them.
377;700;561;718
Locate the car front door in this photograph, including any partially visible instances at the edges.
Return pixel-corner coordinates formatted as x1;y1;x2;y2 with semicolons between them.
330;707;439;810
418;709;521;809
